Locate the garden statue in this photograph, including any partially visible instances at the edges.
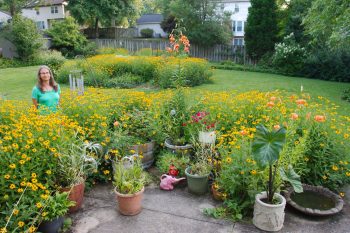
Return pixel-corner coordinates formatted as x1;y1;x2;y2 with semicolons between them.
160;174;186;190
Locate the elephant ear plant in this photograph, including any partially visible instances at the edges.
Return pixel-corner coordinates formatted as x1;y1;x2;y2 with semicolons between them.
252;125;303;204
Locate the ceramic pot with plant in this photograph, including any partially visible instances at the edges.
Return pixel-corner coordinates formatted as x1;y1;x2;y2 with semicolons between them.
160;89;192;153
113;156;146;216
38;192;75;233
252;125;303;232
57;141;101;213
185;142;213;195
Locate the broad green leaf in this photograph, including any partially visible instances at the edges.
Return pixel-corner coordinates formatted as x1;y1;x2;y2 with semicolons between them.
252;124;286;167
280;165;303;193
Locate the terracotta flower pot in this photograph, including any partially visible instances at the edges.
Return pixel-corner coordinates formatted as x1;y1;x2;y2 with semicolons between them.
211;185;225;201
115;186;144;216
61;181;85;213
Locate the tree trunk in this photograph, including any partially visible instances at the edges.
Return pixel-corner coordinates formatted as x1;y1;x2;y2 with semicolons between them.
94;17;99;39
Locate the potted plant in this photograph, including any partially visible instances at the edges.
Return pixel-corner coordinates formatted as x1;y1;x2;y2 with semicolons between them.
38;192;75;233
156;151;190;177
113;156;147;215
160;89;192;154
57;140;101;213
189;111;216;144
185;141;213;195
111;108;156;169
252;125;303;232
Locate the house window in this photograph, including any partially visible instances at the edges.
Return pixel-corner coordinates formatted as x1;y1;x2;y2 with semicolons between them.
237;21;242;32
233;21;243;33
36;21;45;30
234;4;239;13
51;6;58;14
234;38;244;46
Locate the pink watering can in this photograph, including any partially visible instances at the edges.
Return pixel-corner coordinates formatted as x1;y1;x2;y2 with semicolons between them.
159;174;186;191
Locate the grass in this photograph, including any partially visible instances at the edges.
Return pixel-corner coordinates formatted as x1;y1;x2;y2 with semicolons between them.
1;66;349;115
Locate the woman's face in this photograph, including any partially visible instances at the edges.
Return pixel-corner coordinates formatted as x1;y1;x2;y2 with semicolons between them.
39;68;51;81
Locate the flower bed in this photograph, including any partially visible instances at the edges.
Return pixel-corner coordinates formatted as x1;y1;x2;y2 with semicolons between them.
56;55;212;89
1;88;350;231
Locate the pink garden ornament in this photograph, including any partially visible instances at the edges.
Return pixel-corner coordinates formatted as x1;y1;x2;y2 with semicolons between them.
159;174;186;190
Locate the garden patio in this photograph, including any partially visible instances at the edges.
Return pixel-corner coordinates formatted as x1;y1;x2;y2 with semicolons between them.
1;59;349;232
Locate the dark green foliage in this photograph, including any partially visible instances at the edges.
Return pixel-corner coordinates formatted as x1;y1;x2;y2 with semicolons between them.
341;88;350;103
156;151;189;177
165;0;232;46
160;15;176;33
302;49;350;82
140;28;154;38
245;0;278;61
4;15;42;61
47;17;96;58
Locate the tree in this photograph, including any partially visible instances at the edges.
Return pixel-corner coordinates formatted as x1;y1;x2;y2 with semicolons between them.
161;0;231;47
0;0;28;16
4;15;41;60
245;0;278;61
68;0;138;38
47;17;95;57
303;0;350;50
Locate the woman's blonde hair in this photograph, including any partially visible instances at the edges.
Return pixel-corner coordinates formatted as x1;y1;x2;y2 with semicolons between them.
36;65;58;92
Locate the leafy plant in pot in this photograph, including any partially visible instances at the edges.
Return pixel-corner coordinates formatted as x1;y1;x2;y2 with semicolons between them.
57;140;101;213
113;156;147;216
161;89;192;154
252;125;303;232
185;140;213;195
38;192;75;233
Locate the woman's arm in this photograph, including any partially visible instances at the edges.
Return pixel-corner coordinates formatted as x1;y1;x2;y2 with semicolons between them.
32;98;38;109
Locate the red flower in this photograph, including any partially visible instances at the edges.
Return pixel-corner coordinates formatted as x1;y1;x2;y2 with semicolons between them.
168;165;179;177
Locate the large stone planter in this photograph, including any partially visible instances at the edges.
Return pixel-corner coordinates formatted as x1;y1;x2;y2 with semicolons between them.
115;186;144;216
130;141;155;169
253;191;286;232
284;184;344;216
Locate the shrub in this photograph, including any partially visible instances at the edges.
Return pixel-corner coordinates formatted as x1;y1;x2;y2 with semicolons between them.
97;47;129;55
341;88;350;102
271;33;307;75
4;15;42;61
140;28;154;38
135;48;153;56
302;49;350;82
35;50;66;76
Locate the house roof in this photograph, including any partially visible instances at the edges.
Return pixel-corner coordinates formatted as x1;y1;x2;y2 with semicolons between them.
24;0;66;8
137;14;164;24
0;10;11;16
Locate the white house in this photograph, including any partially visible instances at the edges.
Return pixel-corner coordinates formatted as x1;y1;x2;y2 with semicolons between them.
0;10;11;28
21;0;68;30
136;14;167;38
218;0;251;45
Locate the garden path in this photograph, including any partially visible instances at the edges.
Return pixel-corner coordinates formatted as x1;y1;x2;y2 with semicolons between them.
69;180;350;233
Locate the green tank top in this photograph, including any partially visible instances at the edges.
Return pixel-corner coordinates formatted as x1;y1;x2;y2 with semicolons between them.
32;85;61;114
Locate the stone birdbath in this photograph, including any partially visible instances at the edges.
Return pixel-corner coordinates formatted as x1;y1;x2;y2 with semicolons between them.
284;184;344;216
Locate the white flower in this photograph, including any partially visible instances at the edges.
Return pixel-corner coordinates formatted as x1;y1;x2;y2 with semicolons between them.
170;109;176;116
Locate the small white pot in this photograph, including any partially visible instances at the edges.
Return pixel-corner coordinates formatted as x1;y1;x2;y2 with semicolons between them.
198;131;216;144
253;191;286;232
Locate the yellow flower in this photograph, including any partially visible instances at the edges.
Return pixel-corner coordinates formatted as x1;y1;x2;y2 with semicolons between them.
340;192;345;197
4;174;10;179
42;212;48;217
103;170;110;175
240;171;245;175
9;184;16;189
346;172;350;177
18;221;24;228
46;170;52;175
332;165;339;171
31;178;38;183
13;209;19;215
322;175;327;180
250;170;257;175
17;188;23;193
29;226;36;233
9;163;16;169
225;157;232;163
36;202;42;208
31;173;37;178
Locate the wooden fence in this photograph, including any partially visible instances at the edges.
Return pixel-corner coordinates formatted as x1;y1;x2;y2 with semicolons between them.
91;38;251;63
83;28;138;39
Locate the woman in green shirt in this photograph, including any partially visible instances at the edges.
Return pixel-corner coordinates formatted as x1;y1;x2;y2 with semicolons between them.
32;65;61;114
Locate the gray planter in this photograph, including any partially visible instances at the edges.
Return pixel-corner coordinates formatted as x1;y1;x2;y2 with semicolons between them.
253;191;286;232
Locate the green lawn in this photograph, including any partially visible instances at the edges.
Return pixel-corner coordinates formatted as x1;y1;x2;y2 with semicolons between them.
1;66;349;115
